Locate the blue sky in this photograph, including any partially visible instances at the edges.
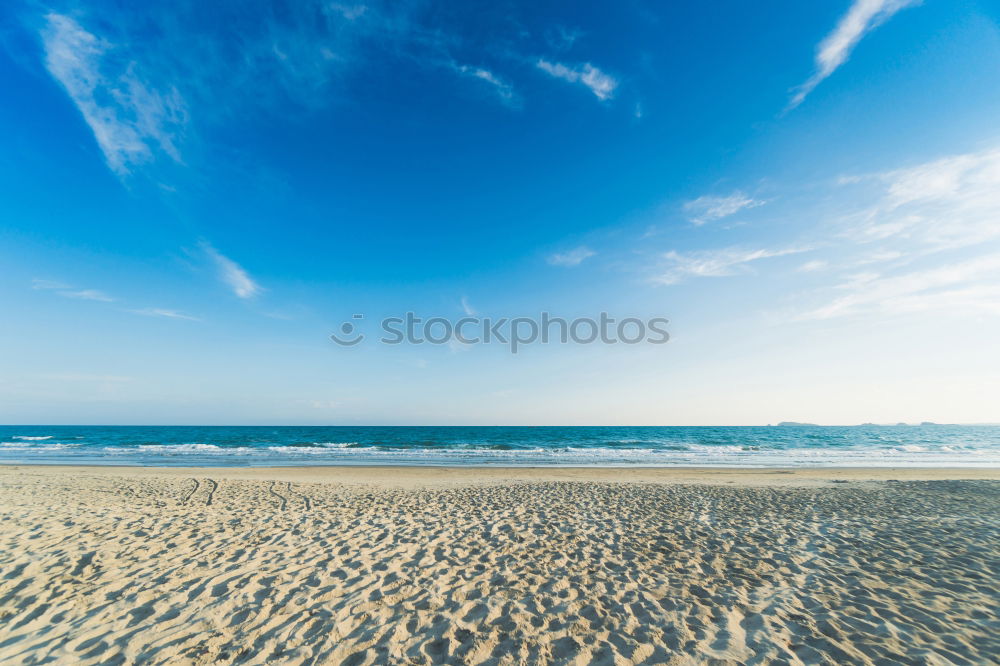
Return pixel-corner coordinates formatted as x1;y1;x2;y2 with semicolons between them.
2;0;999;425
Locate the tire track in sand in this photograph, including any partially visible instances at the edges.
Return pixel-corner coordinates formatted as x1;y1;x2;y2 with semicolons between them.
268;480;287;511
285;481;312;511
180;478;200;504
204;478;218;506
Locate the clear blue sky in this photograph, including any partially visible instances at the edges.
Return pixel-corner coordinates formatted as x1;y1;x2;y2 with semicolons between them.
2;0;999;424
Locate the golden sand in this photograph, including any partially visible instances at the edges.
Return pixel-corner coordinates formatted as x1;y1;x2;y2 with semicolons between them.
1;466;998;664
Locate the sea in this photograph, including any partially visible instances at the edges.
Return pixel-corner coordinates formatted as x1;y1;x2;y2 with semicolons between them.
1;424;999;467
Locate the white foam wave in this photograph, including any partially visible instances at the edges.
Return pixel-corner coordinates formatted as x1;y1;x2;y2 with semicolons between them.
2;435;999;467
138;443;224;452
12;435;53;440
1;442;78;451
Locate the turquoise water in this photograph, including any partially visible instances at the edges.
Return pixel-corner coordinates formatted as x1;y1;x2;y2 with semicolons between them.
1;424;999;467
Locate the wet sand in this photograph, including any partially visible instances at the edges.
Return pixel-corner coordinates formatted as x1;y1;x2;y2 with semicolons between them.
1;465;998;664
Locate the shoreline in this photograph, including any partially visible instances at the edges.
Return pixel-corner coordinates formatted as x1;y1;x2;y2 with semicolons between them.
3;463;1000;486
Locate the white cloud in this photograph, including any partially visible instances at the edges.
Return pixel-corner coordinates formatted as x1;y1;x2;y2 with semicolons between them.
845;147;1000;251
790;0;919;108
546;26;583;53
36;1;525;143
37;4;526;178
329;4;367;21
460;297;476;316
41;13;186;177
452;64;517;105
789;147;1000;321
536;60;617;100
62;289;115;302
130;308;201;321
201;242;262;299
31;279;71;290
798;260;829;272
33;278;115;302
640;146;1000;323
548;246;596;267
32;278;200;319
856;250;903;264
802;253;1000;319
683;191;766;225
654;246;809;285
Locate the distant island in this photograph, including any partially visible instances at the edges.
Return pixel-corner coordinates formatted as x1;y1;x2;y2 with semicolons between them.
767;421;962;427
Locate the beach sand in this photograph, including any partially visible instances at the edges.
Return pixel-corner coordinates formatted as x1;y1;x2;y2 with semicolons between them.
0;466;997;665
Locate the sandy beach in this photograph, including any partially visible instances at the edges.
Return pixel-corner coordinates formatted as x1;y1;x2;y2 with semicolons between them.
1;466;998;665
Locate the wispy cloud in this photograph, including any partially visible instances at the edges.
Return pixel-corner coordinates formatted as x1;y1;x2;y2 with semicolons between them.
790;0;919;108
41;13;186;177
201;242;262;299
33;278;202;319
545;26;584;53
33;279;114;302
536;60;616;101
31;279;71;290
548;246;596;267
34;1;524;173
37;3;531;184
654;246;809;285
856;250;903;264
62;289;115;302
802;253;1000;319
787;146;1000;320
460;297;476;316
130;307;201;321
683;191;766;225
844;147;1000;252
451;63;519;106
798;260;829;272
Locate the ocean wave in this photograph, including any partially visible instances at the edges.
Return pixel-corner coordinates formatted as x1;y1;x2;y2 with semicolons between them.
2;426;999;467
1;442;79;451
688;444;763;453
139;443;224;451
266;445;372;454
109;443;259;455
